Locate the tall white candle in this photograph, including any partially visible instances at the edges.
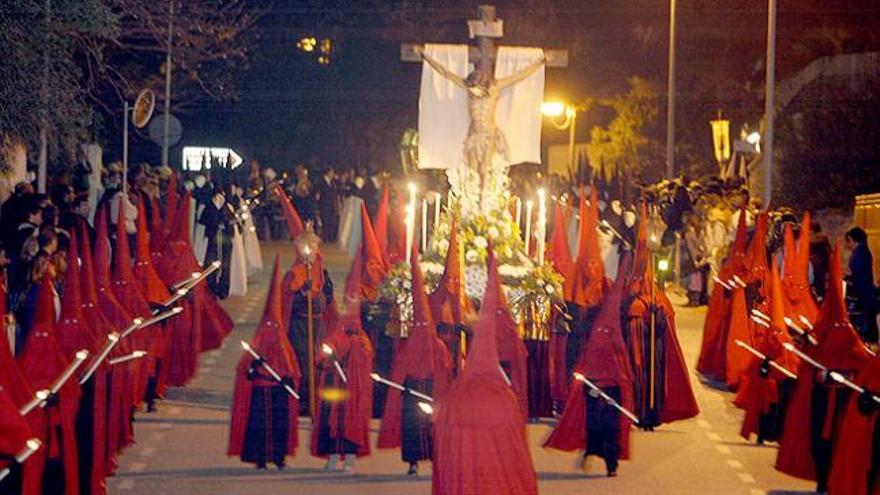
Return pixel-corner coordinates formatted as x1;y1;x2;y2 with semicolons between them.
406;182;417;264
421;198;428;253
524;200;533;256
514;197;522;233
433;192;441;229
537;189;547;265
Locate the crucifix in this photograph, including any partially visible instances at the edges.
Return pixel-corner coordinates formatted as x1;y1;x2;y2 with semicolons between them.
401;5;568;199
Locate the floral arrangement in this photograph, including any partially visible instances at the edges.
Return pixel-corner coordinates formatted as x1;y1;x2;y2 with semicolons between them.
378;255;564;336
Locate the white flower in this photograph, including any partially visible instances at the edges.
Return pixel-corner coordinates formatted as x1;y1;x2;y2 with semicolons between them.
438;239;450;252
465;250;478;263
473;236;488;249
545;284;556;295
487;226;500;238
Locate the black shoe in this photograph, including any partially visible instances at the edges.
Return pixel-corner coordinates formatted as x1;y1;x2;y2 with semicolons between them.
276;462;286;471
146;402;157;413
607;470;618;478
256;463;267;470
407;463;418;476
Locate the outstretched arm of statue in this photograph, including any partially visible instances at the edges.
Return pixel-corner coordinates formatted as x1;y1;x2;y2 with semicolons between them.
497;52;547;90
415;45;467;89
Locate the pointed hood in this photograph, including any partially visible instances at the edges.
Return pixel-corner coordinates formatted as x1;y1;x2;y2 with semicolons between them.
465;245;504;382
578;253;632;385
359;200;388;300
759;259;799;370
431;244;538;495
373;185;390;257
486;247;530;419
18;276;69;388
393;246;452;380
747;211;770;284
629;202;653;295
429;217;470;324
781;214;818;320
57;230;97;356
246;255;299;382
275;184;304;240
565;185;605;306
811;243;870;369
149;197;167;257
114;201;151;318
134;200;171;304
548;200;573;279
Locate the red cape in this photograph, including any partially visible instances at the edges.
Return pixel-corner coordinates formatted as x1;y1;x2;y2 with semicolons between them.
377;250;453;449
625;204;699;423
78;220;134;462
57;231;108;494
432;247;537;495
309;314;374;457
545;253;633;456
17;279;81;495
776;245;870;480
228;257;301;457
828;356;880;495
734;262;800;440
696;209;750;382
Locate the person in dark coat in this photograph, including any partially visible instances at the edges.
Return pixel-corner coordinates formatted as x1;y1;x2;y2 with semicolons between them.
314;168;339;243
846;227;878;343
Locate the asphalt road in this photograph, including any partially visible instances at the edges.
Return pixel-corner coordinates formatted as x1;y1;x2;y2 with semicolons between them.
108;242;815;495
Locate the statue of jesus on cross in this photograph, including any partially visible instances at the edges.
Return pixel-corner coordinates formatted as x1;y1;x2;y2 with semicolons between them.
415;45;546;190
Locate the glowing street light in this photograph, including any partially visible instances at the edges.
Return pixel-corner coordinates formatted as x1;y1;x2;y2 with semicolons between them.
541;101;566;118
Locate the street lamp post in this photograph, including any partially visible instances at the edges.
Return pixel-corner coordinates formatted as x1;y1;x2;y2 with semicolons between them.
666;0;677;180
763;0;778;207
542;102;584;181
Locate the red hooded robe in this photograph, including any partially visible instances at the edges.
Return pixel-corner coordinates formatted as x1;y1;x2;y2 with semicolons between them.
309;311;374;457
56;231;108;495
776;243;870;480
17;278;80;495
624;203;699;425
228;256;301;459
432;246;538;495
377;248;453;449
545;253;634;457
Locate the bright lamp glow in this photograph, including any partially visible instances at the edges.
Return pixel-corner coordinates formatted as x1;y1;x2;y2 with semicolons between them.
541;101;566;118
657;259;670;272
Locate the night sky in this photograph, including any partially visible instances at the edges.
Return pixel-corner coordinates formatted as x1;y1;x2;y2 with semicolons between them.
127;0;878;176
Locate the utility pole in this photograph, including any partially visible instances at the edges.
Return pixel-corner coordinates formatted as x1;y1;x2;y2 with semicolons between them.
162;0;174;169
665;0;677;180
763;0;777;206
37;0;51;193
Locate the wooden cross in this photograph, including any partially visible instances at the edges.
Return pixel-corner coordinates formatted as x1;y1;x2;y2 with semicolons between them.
400;5;568;75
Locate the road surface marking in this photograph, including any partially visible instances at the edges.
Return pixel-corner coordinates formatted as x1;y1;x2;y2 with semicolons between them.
737;473;756;483
697;419;711;429
715;445;732;455
706;432;721;441
726;459;743;469
750;490;766;495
